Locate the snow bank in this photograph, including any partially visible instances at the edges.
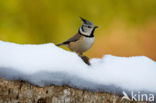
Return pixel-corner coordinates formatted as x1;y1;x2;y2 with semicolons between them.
0;40;156;95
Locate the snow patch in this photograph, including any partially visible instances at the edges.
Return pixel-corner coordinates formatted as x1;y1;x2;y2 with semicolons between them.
0;40;156;95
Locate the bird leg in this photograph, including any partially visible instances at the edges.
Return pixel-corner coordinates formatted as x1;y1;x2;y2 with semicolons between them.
77;53;91;65
81;55;91;65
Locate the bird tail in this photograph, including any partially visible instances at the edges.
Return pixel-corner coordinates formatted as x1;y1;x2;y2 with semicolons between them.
56;43;64;46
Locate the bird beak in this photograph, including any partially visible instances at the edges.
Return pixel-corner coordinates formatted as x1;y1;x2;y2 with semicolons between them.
94;26;98;28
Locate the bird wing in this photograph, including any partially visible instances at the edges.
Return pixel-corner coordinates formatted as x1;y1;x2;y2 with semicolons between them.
61;33;81;45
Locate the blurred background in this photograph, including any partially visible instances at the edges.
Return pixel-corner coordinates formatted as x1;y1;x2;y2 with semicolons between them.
0;0;156;60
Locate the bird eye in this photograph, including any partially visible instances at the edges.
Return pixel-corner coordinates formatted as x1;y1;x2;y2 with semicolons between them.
87;26;92;28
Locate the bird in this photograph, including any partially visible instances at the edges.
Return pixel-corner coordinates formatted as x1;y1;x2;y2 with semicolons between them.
56;17;98;56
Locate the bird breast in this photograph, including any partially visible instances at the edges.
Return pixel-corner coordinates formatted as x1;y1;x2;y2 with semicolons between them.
68;36;95;53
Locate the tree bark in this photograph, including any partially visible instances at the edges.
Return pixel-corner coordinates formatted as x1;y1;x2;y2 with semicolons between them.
0;78;148;103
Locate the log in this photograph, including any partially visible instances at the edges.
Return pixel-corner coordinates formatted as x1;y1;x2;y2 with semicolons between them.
0;78;147;103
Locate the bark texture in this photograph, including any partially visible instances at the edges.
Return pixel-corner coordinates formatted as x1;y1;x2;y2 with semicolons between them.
0;78;148;103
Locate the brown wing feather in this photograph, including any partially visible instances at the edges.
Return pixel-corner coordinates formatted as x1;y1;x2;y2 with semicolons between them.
56;33;81;46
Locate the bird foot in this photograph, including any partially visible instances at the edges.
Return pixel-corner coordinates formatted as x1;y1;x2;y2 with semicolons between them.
79;55;91;65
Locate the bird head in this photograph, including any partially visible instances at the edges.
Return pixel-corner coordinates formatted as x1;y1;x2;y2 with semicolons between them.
79;17;98;37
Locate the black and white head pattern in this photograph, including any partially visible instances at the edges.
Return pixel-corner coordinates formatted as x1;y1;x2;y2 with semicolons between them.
79;17;98;37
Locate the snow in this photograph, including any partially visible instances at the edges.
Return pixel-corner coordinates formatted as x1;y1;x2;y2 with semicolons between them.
0;40;156;95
